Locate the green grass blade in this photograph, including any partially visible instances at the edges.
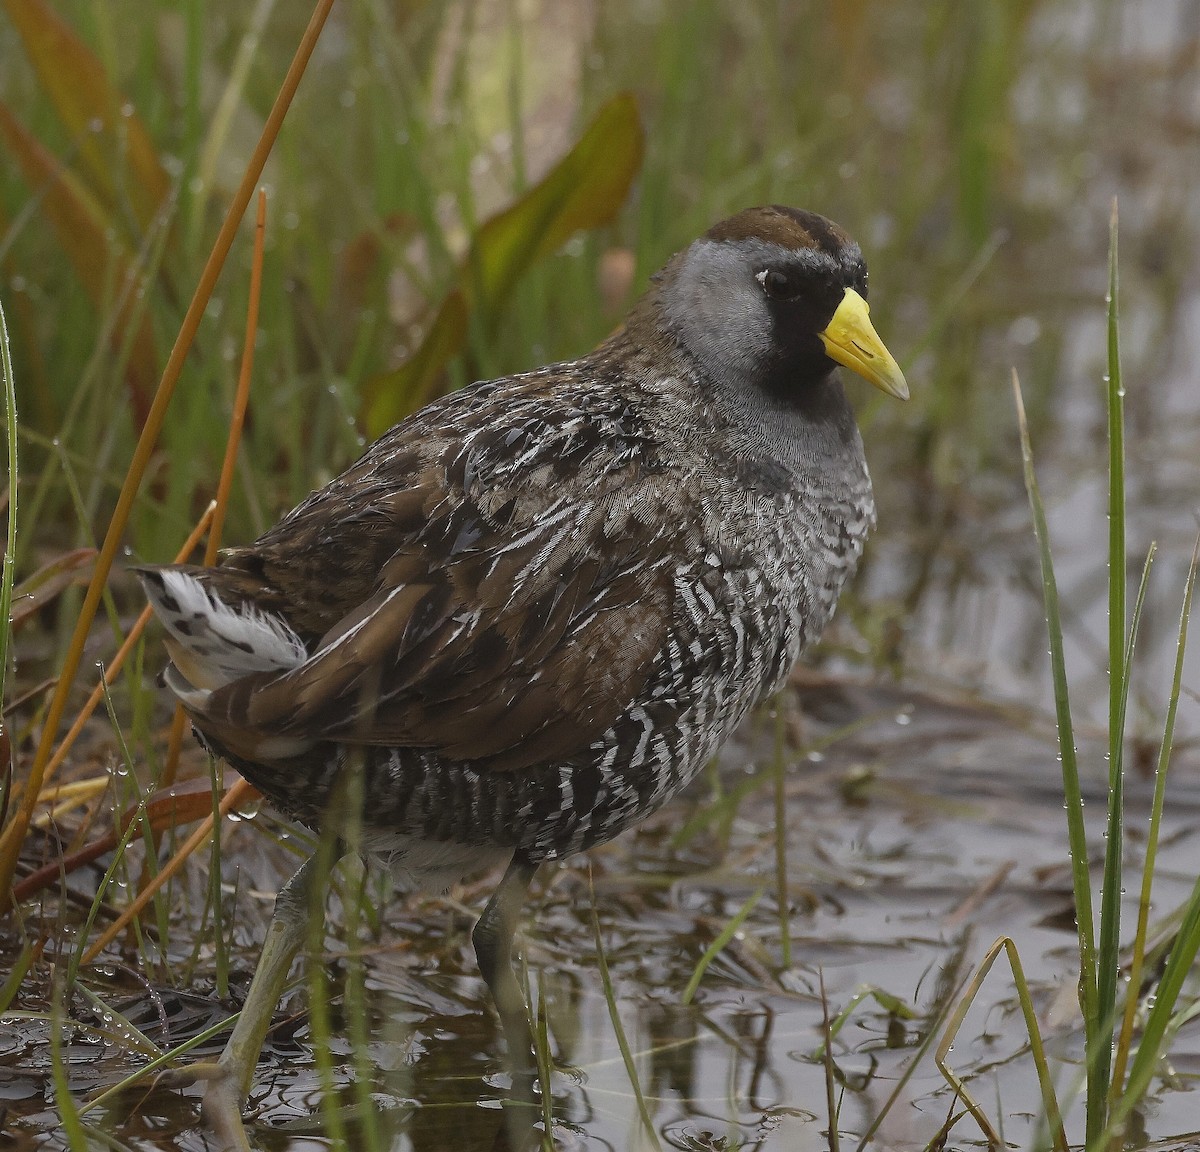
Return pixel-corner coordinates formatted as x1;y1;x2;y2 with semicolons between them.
0;938;36;1014
80;1011;237;1116
589;869;662;1152
813;985;916;1060
1012;369;1099;1084
1108;540;1161;1111
1093;200;1126;1137
343;868;384;1152
74;984;162;1059
935;936;1067;1152
1110;535;1200;1126
65;788;152;990
50;977;88;1150
524;957;555;1146
853;979;960;1152
1122;547;1155;682
818;968;841;1152
1110;881;1200;1139
191;0;278;252
680;888;762;1006
773;706;792;969
0;296;17;712
207;757;229;999
308;846;348;1149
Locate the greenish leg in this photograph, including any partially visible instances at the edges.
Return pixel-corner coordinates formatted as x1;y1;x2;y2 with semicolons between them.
472;854;541;1149
472;854;539;1077
201;856;317;1150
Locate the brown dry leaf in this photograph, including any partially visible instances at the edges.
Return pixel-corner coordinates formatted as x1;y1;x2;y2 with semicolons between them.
12;778;254;902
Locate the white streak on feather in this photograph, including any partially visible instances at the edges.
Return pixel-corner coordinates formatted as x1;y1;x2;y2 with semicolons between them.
145;570;307;690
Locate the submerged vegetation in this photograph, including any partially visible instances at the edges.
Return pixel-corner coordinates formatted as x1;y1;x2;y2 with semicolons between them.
1;1;1199;1148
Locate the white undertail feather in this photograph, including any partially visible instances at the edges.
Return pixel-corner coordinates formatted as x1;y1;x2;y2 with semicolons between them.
139;569;308;707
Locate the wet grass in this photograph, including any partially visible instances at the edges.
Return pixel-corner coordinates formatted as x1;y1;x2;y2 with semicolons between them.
591;873;663;1152
1011;209;1200;1145
2;1;1200;1149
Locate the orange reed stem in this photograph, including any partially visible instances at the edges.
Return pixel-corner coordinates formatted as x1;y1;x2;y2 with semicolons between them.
0;0;335;911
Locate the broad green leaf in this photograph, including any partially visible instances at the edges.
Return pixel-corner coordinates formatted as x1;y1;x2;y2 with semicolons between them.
2;0;169;232
467;91;644;311
365;91;644;433
381;288;470;419
0;102;158;422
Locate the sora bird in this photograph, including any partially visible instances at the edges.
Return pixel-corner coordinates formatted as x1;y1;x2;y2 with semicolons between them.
138;205;907;1139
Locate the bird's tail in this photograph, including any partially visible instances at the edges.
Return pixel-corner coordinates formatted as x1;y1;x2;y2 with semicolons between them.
135;565;307;709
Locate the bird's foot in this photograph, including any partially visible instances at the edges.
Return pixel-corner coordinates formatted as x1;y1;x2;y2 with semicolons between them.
153;1060;253;1151
152;1059;227;1090
201;1066;255;1152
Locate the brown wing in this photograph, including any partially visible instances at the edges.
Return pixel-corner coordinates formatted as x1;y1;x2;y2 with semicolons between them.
192;394;683;772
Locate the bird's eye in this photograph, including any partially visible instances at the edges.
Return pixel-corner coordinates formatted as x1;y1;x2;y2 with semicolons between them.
757;268;802;300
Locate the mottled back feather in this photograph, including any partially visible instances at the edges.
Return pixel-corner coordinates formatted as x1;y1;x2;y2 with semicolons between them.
159;375;683;772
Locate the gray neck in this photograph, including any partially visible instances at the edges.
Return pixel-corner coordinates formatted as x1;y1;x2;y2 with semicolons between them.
705;366;866;493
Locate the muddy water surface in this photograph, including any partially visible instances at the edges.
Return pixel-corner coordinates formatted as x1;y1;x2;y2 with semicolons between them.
6;683;1200;1149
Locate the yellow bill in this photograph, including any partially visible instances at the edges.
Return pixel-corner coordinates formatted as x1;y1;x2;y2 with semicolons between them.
819;288;909;401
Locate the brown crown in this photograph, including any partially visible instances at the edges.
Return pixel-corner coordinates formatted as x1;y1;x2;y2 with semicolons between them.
704;205;853;253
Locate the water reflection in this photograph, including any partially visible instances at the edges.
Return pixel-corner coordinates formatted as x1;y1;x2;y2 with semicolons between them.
7;675;1200;1148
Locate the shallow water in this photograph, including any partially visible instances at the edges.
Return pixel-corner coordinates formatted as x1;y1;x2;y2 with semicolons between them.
5;684;1200;1148
862;0;1200;741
